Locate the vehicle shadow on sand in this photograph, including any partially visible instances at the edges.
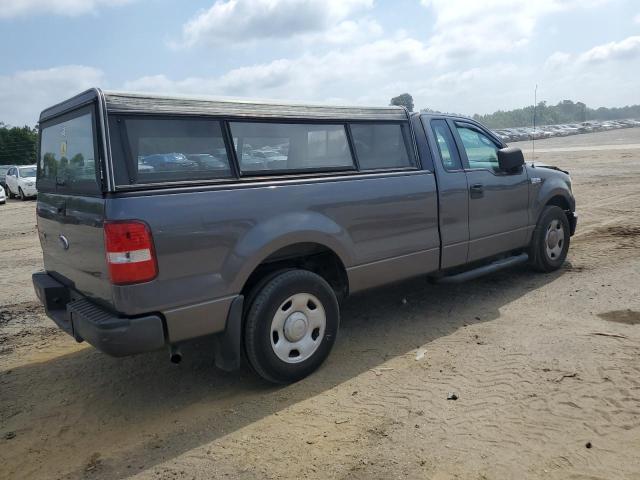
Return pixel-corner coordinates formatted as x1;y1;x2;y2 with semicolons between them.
1;264;565;479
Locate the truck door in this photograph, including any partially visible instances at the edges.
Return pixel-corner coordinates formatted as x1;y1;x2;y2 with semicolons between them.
450;120;529;262
422;117;469;269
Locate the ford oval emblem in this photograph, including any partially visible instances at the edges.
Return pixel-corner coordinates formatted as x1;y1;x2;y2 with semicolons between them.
58;234;70;250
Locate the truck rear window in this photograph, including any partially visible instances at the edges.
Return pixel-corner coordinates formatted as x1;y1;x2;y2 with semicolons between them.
117;118;232;184
38;107;99;194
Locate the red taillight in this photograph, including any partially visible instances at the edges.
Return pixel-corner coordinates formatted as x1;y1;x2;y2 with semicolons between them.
104;221;157;285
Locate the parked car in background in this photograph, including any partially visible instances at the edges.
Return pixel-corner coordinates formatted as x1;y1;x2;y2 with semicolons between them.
492;130;511;142
490;118;640;144
0;165;10;193
5;165;37;200
139;153;198;172
0;184;6;204
185;153;231;172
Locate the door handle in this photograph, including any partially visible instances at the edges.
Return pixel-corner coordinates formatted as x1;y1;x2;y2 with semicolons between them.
470;183;484;198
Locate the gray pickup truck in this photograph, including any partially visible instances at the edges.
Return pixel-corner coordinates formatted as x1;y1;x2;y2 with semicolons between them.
33;89;576;383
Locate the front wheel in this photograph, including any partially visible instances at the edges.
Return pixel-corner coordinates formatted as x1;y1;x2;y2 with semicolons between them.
244;269;340;384
19;188;26;201
528;205;570;272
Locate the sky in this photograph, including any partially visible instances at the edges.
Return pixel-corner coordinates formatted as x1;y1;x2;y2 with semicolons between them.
0;0;639;127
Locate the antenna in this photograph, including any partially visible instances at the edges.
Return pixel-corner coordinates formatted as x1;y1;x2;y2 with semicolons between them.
532;84;537;167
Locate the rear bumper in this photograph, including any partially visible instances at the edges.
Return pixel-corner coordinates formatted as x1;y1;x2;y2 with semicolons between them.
32;272;166;357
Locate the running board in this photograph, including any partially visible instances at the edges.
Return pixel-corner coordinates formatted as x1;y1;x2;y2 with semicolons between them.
435;253;529;284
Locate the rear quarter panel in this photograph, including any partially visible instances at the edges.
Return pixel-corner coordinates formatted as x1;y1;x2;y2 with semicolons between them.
105;171;439;322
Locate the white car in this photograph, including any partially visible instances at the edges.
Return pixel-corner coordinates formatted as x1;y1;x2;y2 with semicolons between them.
5;165;37;200
0;185;6;204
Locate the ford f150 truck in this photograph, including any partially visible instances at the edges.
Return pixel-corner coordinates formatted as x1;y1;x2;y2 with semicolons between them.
32;89;577;383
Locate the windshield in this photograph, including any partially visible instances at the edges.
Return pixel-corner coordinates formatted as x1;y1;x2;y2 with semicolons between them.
19;167;36;178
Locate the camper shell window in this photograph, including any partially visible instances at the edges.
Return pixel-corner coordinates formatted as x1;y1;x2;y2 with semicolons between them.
38;105;100;195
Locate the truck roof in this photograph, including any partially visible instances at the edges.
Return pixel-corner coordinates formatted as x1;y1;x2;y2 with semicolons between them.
39;88;409;123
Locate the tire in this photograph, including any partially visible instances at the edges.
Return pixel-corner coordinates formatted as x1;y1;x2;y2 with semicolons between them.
244;269;339;384
6;186;13;199
19;188;25;201
528;205;570;272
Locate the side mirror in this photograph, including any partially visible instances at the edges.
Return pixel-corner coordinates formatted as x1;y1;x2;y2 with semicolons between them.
497;146;524;172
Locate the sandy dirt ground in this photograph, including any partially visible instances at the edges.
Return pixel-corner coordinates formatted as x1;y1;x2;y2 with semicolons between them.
1;128;639;480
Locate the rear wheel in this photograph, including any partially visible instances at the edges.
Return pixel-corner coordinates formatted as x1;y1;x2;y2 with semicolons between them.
6;185;13;199
528;205;570;272
244;269;339;384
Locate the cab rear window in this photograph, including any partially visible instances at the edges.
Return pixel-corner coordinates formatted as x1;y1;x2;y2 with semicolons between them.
38;107;99;194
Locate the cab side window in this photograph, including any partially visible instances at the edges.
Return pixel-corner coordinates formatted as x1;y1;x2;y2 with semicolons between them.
431;120;461;171
455;124;499;171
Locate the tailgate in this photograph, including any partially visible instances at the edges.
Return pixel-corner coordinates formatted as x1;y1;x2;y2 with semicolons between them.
37;193;111;305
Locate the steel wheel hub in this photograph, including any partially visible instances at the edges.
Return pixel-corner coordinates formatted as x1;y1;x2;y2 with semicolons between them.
270;293;326;364
284;312;308;342
545;219;565;260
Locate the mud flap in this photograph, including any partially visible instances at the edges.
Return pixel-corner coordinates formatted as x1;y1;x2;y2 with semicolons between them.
213;295;244;371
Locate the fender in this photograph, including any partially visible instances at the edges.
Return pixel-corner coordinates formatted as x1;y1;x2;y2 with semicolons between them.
528;166;575;226
223;211;354;293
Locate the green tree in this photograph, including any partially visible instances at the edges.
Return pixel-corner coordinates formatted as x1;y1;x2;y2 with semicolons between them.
472;101;640;129
390;93;414;112
0;124;38;165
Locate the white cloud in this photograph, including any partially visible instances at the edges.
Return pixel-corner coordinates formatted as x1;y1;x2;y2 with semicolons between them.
578;35;640;64
175;0;374;48
0;66;104;126
420;0;612;64
545;51;571;69
537;36;640;110
125;36;433;101
124;31;640;117
0;0;133;18
546;35;640;67
2;0;633;127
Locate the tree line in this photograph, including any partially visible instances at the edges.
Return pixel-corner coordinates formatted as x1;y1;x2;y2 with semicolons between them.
390;93;640;129
472;100;640;129
0;123;38;166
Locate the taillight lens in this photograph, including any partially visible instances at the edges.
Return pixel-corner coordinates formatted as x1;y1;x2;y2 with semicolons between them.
104;221;157;285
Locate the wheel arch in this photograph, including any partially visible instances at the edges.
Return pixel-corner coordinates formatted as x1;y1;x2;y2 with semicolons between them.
240;242;350;301
545;194;571;211
225;212;354;299
537;192;574;225
533;184;575;226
